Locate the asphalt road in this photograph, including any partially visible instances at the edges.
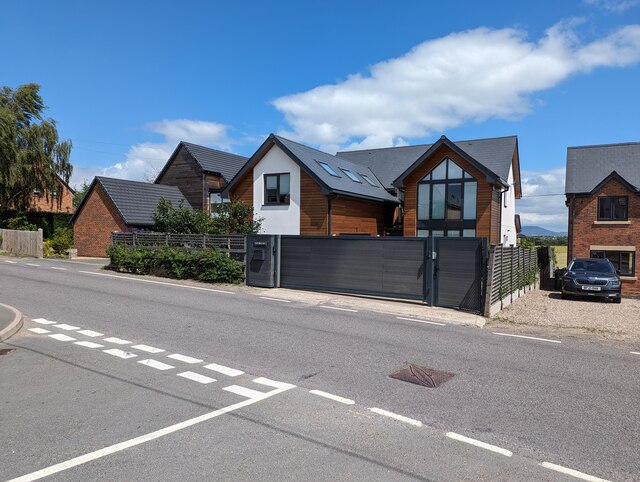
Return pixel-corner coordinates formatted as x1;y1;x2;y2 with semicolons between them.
1;256;638;481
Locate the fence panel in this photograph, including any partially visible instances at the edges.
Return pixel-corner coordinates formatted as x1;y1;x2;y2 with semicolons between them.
0;228;43;258
485;245;538;316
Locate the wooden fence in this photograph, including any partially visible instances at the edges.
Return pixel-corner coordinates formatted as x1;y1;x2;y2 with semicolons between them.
0;228;43;258
484;245;538;316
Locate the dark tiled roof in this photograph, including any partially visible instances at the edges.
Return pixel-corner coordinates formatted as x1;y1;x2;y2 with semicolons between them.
72;176;191;226
337;136;517;189
566;142;640;194
275;136;399;203
181;142;248;182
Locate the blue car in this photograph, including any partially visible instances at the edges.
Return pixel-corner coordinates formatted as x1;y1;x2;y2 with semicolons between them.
562;258;622;303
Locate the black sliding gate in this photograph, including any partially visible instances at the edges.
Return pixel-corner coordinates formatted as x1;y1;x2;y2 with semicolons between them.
269;235;487;313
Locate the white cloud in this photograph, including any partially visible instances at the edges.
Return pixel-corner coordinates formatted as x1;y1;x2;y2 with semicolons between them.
584;0;640;12
273;22;640;150
518;167;567;232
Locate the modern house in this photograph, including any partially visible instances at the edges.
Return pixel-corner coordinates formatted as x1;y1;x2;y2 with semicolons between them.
71;177;191;257
565;142;639;295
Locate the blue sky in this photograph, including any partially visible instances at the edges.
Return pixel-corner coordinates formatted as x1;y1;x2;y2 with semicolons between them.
2;0;640;231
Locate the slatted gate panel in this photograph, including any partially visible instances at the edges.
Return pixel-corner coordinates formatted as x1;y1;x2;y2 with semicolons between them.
434;237;486;313
279;236;426;300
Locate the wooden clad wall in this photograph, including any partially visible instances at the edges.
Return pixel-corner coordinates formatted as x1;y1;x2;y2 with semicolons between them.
300;171;328;235
230;168;253;206
402;144;496;242
331;197;390;236
156;148;204;209
490;189;500;245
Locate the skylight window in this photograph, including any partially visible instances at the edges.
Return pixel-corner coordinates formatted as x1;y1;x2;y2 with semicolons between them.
360;174;378;187
317;160;340;177
340;168;362;183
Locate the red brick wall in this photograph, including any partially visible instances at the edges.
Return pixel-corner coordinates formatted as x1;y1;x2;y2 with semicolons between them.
568;178;640;295
73;183;127;257
29;179;74;213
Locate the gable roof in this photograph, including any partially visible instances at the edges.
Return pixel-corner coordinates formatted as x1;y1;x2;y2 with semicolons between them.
71;176;191;226
337;135;517;191
222;134;399;204
155;141;248;184
565;142;640;194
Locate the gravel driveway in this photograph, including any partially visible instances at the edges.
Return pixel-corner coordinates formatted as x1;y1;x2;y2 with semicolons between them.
489;289;640;347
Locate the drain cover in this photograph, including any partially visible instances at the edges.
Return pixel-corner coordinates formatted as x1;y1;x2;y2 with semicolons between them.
390;363;454;388
0;348;15;356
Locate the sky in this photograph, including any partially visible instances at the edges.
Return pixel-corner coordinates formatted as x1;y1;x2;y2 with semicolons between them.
2;0;640;232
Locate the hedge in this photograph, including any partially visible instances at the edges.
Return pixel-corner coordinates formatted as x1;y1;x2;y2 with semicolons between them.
106;245;244;284
0;211;73;239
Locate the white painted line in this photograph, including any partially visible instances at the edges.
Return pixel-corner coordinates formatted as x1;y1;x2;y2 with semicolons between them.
103;348;137;359
103;337;132;345
259;296;292;303
167;353;203;364
78;270;235;294
139;359;174;371
26;263;40;267
32;318;56;325
132;344;165;354
203;363;244;377
630;351;640;355
540;462;610;481
74;341;104;349
7;382;295;482
446;432;512;457
50;267;67;270
49;334;76;342
396;316;446;326
28;328;51;334
369;408;422;427
77;330;103;337
223;385;267;399
309;390;355;405
4;260;17;264
54;323;80;331
320;305;358;313
253;377;295;390
493;332;561;344
177;371;216;384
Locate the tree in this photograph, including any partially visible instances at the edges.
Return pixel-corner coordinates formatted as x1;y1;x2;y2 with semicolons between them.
72;180;90;207
0;83;73;212
210;201;262;235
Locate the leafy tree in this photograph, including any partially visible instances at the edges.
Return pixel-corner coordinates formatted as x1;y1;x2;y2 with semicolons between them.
0;83;72;212
152;198;211;234
210;200;262;235
3;214;37;231
72;180;90;207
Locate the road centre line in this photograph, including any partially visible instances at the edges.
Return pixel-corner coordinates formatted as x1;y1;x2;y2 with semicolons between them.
74;341;104;349
253;377;296;390
396;316;446;326
102;337;132;345
446;432;513;457
32;318;56;325
493;332;561;344
131;344;164;354
8;383;295;482
177;371;216;384
223;385;267;399
539;461;610;481
54;324;80;331
203;363;244;377
259;296;292;303
4;260;17;264
49;334;76;342
103;348;137;359
50;267;67;270
78;270;235;294
309;390;355;405
26;263;40;267
369;408;422;427
138;359;174;371
320;306;358;313
77;330;103;337
28;328;51;334
167;353;203;364
631;351;640;355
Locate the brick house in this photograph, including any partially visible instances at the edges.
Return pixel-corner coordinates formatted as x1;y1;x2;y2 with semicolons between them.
71;177;190;257
565;142;639;295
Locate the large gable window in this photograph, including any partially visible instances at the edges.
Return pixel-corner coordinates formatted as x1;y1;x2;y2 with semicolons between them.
264;173;290;205
417;158;477;237
598;196;627;221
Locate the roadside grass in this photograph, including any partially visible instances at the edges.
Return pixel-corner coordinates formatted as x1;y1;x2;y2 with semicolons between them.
552;245;567;269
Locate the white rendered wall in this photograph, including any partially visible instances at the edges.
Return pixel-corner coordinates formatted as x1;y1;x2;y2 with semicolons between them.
500;167;517;246
253;145;301;235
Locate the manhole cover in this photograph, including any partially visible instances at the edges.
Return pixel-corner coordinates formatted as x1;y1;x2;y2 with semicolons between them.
390;363;454;388
0;348;15;356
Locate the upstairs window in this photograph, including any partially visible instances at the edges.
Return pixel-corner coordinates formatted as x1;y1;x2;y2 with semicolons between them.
598;196;628;221
264;173;290;205
340;168;362;183
317;161;340;177
209;191;229;216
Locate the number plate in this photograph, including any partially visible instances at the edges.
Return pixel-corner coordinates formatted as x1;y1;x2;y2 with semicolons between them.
582;286;601;291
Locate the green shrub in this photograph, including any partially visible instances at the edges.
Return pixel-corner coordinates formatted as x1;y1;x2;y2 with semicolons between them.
49;227;73;254
3;215;37;231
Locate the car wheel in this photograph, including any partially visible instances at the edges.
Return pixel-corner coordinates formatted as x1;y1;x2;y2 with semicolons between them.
561;292;571;300
613;297;622;304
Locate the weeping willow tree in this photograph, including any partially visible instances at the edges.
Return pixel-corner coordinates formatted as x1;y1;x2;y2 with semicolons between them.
0;83;72;212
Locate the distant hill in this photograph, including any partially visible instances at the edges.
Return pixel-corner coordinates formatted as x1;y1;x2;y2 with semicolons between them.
521;226;567;237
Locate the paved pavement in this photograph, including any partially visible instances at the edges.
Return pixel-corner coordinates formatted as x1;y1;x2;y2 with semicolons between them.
1;255;639;481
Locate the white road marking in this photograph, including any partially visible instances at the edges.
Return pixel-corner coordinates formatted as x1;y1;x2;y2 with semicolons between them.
369;408;422;427
396;316;446;326
167;353;203;364
77;330;103;337
320;305;358;313
50;267;67;270
132;344;164;354
223;385;267;399
4;260;17;264
7;383;295;482
103;348;137;359
138;359;174;371
54;324;80;331
78;270;235;294
253;377;295;390
540;462;610;481
630;351;640;355
493;332;561;344
103;337;132;345
177;371;216;384
446;432;512;457
74;341;104;349
28;328;51;334
49;334;76;342
259;296;292;303
32;318;56;325
26;263;40;267
309;390;355;405
203;363;244;377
